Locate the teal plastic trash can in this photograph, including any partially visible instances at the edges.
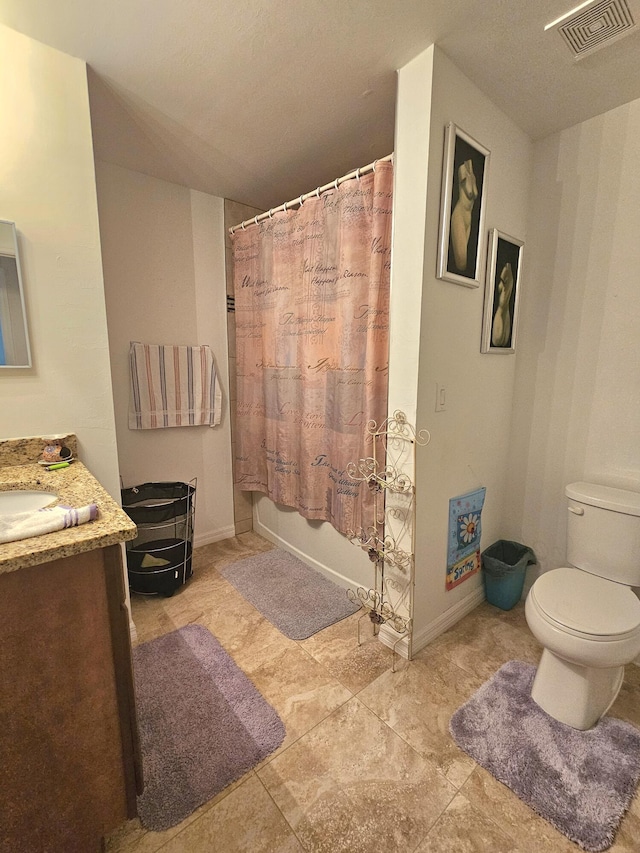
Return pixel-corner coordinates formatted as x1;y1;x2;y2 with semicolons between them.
481;540;537;611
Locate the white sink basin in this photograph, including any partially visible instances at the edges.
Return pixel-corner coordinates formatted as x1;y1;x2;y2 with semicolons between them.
0;490;58;515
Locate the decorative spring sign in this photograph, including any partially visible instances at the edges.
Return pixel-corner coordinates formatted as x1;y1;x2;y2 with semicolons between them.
446;487;486;590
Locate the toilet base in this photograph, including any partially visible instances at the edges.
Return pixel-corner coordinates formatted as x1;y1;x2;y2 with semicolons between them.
531;649;624;730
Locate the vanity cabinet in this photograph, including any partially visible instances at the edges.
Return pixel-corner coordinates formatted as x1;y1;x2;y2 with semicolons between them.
0;545;142;852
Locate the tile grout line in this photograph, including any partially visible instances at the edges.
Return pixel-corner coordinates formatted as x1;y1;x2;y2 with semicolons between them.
253;695;459;853
124;539;543;852
353;657;484;793
145;771;261;853
254;770;309;852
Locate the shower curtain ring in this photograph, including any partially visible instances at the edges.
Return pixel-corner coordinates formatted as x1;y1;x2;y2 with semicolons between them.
241;221;246;230
334;178;339;191
253;216;259;226
315;187;321;199
283;201;288;211
299;194;304;208
356;168;361;181
268;209;273;219
372;160;377;172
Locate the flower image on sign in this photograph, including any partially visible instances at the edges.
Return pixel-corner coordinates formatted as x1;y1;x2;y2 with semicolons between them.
446;487;486;590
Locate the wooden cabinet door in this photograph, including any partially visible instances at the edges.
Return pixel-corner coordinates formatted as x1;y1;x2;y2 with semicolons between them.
0;547;139;853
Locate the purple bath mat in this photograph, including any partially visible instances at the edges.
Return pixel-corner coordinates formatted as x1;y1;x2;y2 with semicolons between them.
450;660;640;851
220;548;360;640
133;624;285;831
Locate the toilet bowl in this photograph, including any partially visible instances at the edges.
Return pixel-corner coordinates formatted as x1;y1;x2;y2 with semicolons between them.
525;566;640;729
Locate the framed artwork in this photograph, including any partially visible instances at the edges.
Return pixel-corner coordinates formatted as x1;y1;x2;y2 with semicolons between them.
436;123;490;287
481;229;524;354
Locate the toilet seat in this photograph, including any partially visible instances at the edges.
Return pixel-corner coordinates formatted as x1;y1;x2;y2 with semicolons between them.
530;567;640;641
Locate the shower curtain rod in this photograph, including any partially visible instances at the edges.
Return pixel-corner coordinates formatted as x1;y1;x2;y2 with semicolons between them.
228;152;393;234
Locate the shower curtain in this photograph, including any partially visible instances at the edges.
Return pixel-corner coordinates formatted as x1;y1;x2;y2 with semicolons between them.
231;161;393;536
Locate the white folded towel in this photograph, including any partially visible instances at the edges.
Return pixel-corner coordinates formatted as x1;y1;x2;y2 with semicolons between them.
0;503;99;544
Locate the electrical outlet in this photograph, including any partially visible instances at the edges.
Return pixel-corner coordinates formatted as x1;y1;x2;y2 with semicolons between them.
435;382;446;412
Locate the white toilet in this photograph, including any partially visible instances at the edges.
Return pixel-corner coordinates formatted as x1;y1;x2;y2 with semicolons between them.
525;481;640;730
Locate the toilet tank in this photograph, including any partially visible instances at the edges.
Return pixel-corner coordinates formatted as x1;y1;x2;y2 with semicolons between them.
566;482;640;585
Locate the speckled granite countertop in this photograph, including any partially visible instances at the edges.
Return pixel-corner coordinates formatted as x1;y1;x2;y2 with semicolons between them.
0;439;136;574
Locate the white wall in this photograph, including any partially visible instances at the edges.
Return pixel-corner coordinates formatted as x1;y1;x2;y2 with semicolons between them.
0;24;120;499
95;162;235;545
411;48;533;644
506;100;640;573
387;47;433;427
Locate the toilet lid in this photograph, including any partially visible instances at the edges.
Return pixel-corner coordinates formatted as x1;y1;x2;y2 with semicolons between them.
531;567;640;637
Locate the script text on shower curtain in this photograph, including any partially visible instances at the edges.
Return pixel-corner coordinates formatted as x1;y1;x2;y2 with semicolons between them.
231;162;393;537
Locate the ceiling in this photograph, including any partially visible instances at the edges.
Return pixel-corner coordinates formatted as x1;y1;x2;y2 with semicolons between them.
1;0;640;210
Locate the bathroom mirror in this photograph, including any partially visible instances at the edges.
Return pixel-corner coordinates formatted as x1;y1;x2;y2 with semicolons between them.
0;220;32;368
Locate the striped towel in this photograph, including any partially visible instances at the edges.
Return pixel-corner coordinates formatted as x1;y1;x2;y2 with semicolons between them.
128;342;222;430
0;504;99;544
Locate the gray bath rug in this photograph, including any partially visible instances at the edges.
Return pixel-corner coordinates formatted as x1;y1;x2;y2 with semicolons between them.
133;624;285;831
220;548;360;640
450;660;640;852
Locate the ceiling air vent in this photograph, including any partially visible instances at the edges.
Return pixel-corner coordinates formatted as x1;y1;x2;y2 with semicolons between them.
545;0;640;59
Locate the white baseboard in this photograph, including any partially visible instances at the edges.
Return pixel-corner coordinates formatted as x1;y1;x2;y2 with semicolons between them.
378;622;412;658
380;585;486;659
253;515;357;590
194;524;236;548
256;509;487;659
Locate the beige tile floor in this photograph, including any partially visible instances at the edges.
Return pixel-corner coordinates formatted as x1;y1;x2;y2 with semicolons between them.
107;532;640;853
